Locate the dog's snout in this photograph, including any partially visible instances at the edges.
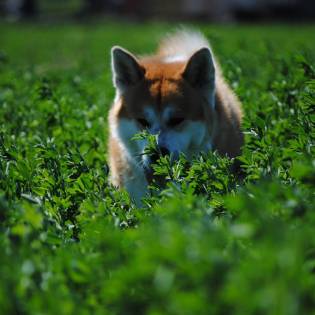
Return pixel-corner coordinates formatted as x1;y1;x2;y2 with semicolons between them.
159;146;170;156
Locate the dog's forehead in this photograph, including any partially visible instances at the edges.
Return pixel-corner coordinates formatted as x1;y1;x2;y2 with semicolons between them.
142;59;185;80
148;78;181;99
146;78;187;116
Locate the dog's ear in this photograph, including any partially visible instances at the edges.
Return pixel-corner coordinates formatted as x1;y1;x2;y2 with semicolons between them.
111;46;145;93
183;48;215;91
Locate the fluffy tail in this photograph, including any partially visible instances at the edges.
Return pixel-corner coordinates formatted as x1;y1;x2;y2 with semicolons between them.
158;29;210;59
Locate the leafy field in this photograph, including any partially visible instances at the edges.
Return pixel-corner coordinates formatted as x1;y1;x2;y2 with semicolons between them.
0;22;315;314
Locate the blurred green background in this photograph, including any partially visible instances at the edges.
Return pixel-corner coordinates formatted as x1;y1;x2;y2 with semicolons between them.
0;1;315;314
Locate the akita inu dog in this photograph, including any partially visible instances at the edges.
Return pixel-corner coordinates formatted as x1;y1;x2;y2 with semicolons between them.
108;30;243;204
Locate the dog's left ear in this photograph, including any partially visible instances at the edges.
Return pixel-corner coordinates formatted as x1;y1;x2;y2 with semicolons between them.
111;46;145;93
183;48;215;91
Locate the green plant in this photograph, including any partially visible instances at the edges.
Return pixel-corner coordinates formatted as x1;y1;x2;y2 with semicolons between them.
0;22;314;315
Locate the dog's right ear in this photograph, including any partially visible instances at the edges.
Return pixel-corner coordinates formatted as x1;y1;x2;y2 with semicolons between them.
111;46;145;93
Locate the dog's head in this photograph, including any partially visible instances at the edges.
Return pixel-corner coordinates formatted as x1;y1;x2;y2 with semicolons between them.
111;46;216;171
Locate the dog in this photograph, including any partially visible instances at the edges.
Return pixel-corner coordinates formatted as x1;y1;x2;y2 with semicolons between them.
108;29;243;205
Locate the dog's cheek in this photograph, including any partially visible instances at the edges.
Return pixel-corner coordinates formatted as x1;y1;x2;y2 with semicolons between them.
171;121;207;156
188;121;206;147
135;138;146;158
117;118;141;155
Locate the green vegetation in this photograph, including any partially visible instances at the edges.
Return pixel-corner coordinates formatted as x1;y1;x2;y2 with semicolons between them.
0;22;315;314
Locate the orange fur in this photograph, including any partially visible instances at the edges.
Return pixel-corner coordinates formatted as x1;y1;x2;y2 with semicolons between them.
108;30;243;203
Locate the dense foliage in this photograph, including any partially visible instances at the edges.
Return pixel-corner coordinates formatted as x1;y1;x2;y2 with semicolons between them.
0;22;314;314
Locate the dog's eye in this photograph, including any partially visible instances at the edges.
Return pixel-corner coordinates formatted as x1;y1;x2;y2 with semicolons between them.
136;118;150;128
167;117;185;128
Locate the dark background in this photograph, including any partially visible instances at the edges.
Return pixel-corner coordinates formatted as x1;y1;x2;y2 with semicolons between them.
1;0;315;22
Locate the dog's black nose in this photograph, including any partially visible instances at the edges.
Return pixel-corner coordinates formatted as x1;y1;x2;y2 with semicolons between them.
159;146;170;156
